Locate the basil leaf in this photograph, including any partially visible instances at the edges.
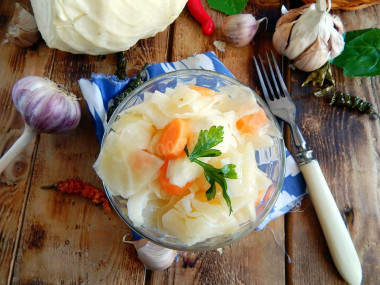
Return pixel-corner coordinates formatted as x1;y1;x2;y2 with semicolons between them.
330;28;380;77
207;0;248;15
343;28;373;43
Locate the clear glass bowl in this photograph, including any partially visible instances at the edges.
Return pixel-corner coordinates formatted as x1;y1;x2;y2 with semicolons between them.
101;69;286;251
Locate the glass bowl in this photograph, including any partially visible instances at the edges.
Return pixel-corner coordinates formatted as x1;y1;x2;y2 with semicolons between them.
100;69;286;251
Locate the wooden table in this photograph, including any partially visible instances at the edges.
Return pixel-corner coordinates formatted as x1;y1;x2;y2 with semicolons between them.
1;1;379;284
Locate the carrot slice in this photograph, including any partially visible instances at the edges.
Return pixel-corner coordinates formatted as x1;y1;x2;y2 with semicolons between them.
158;160;192;195
255;185;274;207
255;189;266;207
188;85;216;96
236;108;268;134
158;118;190;159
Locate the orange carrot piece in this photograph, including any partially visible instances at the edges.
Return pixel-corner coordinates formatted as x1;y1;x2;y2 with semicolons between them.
255;185;274;207
158;160;192;195
255;189;266;207
188;85;216;96
158;118;190;159
236;108;268;134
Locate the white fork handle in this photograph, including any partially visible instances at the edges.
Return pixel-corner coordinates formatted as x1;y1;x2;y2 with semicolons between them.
299;160;362;285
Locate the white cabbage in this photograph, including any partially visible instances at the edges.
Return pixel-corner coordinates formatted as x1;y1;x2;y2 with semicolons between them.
30;0;188;55
167;155;203;188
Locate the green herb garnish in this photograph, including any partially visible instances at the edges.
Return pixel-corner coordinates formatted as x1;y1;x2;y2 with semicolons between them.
185;125;237;214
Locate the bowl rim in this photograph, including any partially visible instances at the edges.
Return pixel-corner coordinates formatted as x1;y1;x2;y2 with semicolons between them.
101;69;286;251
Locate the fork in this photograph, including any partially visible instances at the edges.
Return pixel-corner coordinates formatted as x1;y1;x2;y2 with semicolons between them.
254;52;362;285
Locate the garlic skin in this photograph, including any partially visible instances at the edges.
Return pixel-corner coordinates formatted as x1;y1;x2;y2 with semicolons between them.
222;14;267;47
124;238;178;271
273;0;345;72
5;3;40;48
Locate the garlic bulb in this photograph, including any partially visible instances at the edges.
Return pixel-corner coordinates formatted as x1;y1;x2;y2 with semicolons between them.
124;237;178;270
5;3;40;47
272;0;345;72
0;76;81;174
11;76;81;133
222;14;267;47
30;0;188;55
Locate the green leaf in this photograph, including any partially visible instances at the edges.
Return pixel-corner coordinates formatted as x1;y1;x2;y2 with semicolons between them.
222;164;237;179
186;126;238;214
222;187;233;215
343;28;373;43
189;125;223;160
330;28;380;77
207;0;248;15
205;180;216;200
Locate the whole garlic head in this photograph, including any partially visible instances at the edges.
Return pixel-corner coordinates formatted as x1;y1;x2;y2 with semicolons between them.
273;0;344;72
30;0;187;55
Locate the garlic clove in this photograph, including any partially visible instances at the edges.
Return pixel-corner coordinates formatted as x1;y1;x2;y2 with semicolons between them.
328;17;345;59
275;5;309;28
294;36;330;72
124;237;178;271
332;15;345;34
5;3;40;48
328;31;345;60
136;241;178;271
222;14;267;48
272;23;293;55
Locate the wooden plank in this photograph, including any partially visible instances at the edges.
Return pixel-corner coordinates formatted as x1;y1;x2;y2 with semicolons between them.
0;1;55;283
152;219;286;285
286;4;380;285
9;27;171;285
151;1;286;284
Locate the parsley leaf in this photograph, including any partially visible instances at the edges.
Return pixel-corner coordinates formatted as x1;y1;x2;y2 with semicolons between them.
185;126;237;214
207;0;248;16
189;125;223;159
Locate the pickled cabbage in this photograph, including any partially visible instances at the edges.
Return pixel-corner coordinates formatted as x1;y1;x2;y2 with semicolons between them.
94;84;281;245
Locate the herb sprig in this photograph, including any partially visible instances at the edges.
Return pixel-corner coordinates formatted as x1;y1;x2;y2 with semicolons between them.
185;126;237;214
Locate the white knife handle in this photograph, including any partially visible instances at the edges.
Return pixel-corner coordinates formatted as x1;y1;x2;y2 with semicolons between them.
300;160;362;285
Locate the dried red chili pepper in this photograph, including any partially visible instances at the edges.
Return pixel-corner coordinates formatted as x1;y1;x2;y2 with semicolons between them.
42;178;111;213
187;0;214;36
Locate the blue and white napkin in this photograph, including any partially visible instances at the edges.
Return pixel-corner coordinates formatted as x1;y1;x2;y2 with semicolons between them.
79;51;307;230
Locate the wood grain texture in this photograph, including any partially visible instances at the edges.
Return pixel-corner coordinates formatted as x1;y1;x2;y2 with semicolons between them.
0;1;55;283
0;0;379;284
286;4;380;285
8;28;172;283
152;219;286;285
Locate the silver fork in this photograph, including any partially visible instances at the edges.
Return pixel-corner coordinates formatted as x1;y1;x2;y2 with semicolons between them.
254;52;362;285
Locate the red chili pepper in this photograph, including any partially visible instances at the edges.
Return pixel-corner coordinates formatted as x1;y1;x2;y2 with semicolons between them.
187;0;214;36
42;178;111;213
